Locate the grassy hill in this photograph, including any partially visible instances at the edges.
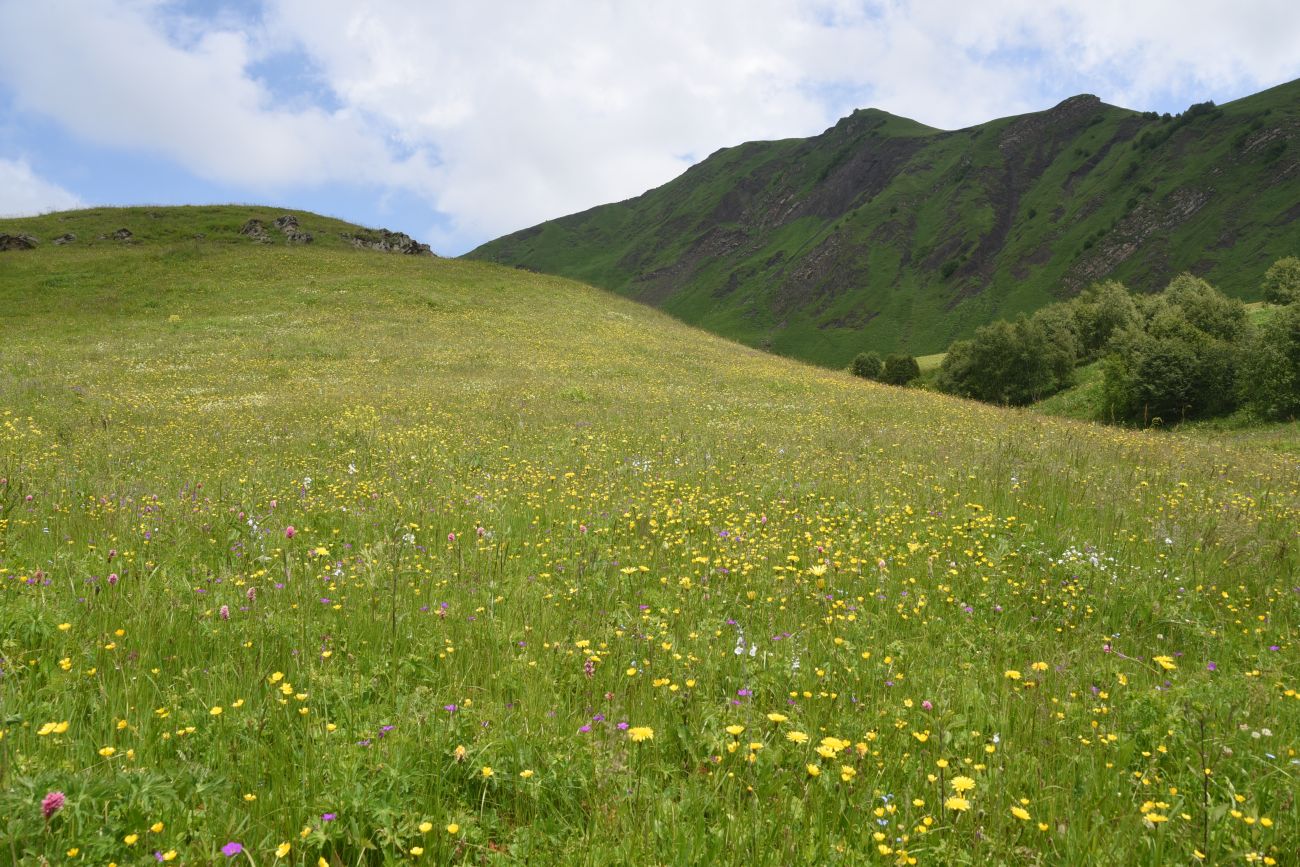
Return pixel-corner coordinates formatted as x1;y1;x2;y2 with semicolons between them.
470;79;1300;366
1;207;1297;864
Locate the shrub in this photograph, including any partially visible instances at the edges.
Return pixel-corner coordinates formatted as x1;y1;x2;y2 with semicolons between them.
880;354;921;386
1070;280;1140;361
1261;256;1300;305
850;351;883;380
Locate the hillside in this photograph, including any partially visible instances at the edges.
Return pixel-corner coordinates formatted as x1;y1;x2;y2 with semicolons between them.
470;79;1300;365
1;207;1297;864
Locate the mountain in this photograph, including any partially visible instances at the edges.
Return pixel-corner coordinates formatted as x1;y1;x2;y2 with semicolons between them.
469;79;1300;365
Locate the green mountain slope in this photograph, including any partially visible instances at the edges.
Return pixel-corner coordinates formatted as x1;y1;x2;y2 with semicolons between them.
1;207;1297;863
469;79;1300;365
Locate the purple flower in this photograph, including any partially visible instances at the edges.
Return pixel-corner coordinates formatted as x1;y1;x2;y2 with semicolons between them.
444;704;458;713
1207;661;1217;671
221;842;244;857
579;724;592;733
322;812;337;822
616;721;629;730
41;791;65;819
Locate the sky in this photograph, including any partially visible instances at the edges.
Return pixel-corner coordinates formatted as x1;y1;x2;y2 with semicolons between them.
1;1;1298;255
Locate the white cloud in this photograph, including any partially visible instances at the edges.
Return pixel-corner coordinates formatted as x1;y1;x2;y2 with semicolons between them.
1;0;1297;252
0;158;83;217
0;0;437;192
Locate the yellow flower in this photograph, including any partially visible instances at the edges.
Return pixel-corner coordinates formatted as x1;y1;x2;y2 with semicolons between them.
1011;806;1031;821
481;766;494;778
1144;814;1169;825
786;730;809;744
628;726;654;742
161;852;177;862
912;731;929;743
806;764;821;777
446;823;460;834
275;842;291;857
766;713;788;723
150;822;164;833
66;849;80;858
944;796;971;812
840;765;856;782
950;776;976;793
210;706;223;716
99;746;116;757
410;846;424;857
124;834;138;846
725;725;745;736
1031;661;1049;672
419;821;433;833
269;671;284;683
519;769;535;779
1004;670;1021;680
1152;656;1177;671
58;623;72;631
243;793;257;802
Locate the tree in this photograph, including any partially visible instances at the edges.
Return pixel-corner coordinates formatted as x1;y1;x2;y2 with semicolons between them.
1261;256;1300;305
880;354;921;386
1070;280;1140;361
936;316;1075;405
1240;302;1300;420
1101;274;1248;423
851;351;883;380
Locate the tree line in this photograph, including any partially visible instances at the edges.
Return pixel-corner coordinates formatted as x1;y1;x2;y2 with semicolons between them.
851;257;1300;425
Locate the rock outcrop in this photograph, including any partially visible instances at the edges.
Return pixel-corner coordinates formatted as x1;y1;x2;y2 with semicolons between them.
0;233;38;251
52;233;76;245
341;229;434;256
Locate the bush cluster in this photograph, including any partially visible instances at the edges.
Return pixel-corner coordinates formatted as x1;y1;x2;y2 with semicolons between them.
931;259;1300;424
850;351;920;387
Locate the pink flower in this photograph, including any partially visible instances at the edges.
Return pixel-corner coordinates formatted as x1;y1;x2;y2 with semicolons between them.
107;573;119;586
41;791;65;819
221;842;243;857
284;526;296;539
448;532;456;543
219;605;230;620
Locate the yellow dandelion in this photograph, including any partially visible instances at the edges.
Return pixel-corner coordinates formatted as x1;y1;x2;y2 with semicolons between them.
275;842;291;857
725;725;745;736
446;823;460;834
1004;670;1021;680
1011;806;1031;821
1152;656;1177;671
950;776;976;793
766;713;788;723
944;796;971;812
786;730;810;744
628;726;654;742
419;821;432;833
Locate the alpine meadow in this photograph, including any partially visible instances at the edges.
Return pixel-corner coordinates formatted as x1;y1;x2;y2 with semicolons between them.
0;206;1297;865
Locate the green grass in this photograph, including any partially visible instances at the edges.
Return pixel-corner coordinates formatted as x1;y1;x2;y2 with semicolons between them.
470;79;1300;366
1;208;1298;865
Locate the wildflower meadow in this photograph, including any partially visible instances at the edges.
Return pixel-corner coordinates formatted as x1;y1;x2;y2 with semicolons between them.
1;208;1297;864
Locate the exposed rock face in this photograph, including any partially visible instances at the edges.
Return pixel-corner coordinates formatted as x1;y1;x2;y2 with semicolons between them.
241;215;313;244
112;228;133;241
52;233;76;245
0;233;38;251
274;215;313;244
239;219;271;242
341;229;434;256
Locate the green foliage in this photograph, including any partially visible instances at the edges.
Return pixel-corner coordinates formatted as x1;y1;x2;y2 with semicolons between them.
1240;301;1300;420
937;315;1076;405
1261;256;1300;305
1070;280;1141;360
850;350;883;380
1102;275;1249;423
879;353;920;386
